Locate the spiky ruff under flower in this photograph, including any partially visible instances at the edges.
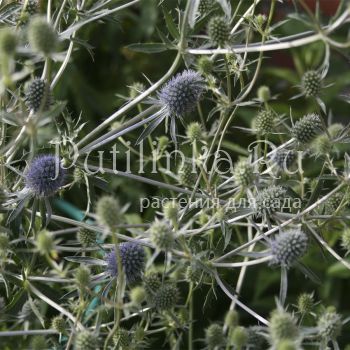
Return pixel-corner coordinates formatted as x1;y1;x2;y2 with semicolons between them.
106;242;145;283
25;155;65;197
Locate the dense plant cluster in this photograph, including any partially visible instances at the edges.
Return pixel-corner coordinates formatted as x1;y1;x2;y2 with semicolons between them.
1;0;350;349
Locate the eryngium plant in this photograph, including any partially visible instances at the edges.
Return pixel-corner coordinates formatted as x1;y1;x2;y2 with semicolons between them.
1;1;350;349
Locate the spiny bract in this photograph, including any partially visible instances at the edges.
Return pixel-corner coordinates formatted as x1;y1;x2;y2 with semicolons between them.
25;155;65;197
301;70;322;97
292;113;323;144
106;242;145;283
25;78;51;112
158;69;205;117
270;229;308;268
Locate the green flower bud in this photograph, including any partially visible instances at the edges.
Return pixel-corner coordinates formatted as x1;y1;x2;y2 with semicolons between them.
197;56;213;75
163;200;179;222
73;167;85;184
208;16;230;47
75;331;97;350
28;16;58;55
0;28;17;57
30;335;47;350
205;324;225;350
225;309;239;328
130;286;146;304
257;85;271;102
51;315;66;334
157;135;169;150
198;0;212;15
297;293;314;314
0;233;9;253
253;109;274;135
185;263;202;284
269;310;299;343
75;266;90;291
77;228;97;247
96;195;121;231
149;219;174;251
178;160;197;187
276;340;297;350
129;82;145;99
113;328;130;348
292;113;323;144
341;228;350;253
231;326;248;349
233;159;255;188
144;272;161;297
317;309;342;340
301;70;322;97
153;284;179;310
36;230;53;255
186;122;203;142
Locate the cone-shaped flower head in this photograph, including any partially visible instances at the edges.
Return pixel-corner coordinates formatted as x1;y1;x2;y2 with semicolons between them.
317;308;342;341
254;185;287;217
301;70;322;97
292;113;323;144
205;324;225;350
28;16;58;55
25;78;51;112
106;242;145;283
208;16;230;47
25;155;65;197
74;330;97;350
270;229;308;268
158;69;205;118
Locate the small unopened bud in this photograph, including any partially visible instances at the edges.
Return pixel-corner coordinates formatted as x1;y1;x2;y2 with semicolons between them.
36;230;53;255
257;85;271;102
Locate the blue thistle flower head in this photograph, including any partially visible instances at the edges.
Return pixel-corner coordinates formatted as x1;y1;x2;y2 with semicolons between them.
158;69;205;118
270;229;308;268
25;154;66;197
106;242;145;283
